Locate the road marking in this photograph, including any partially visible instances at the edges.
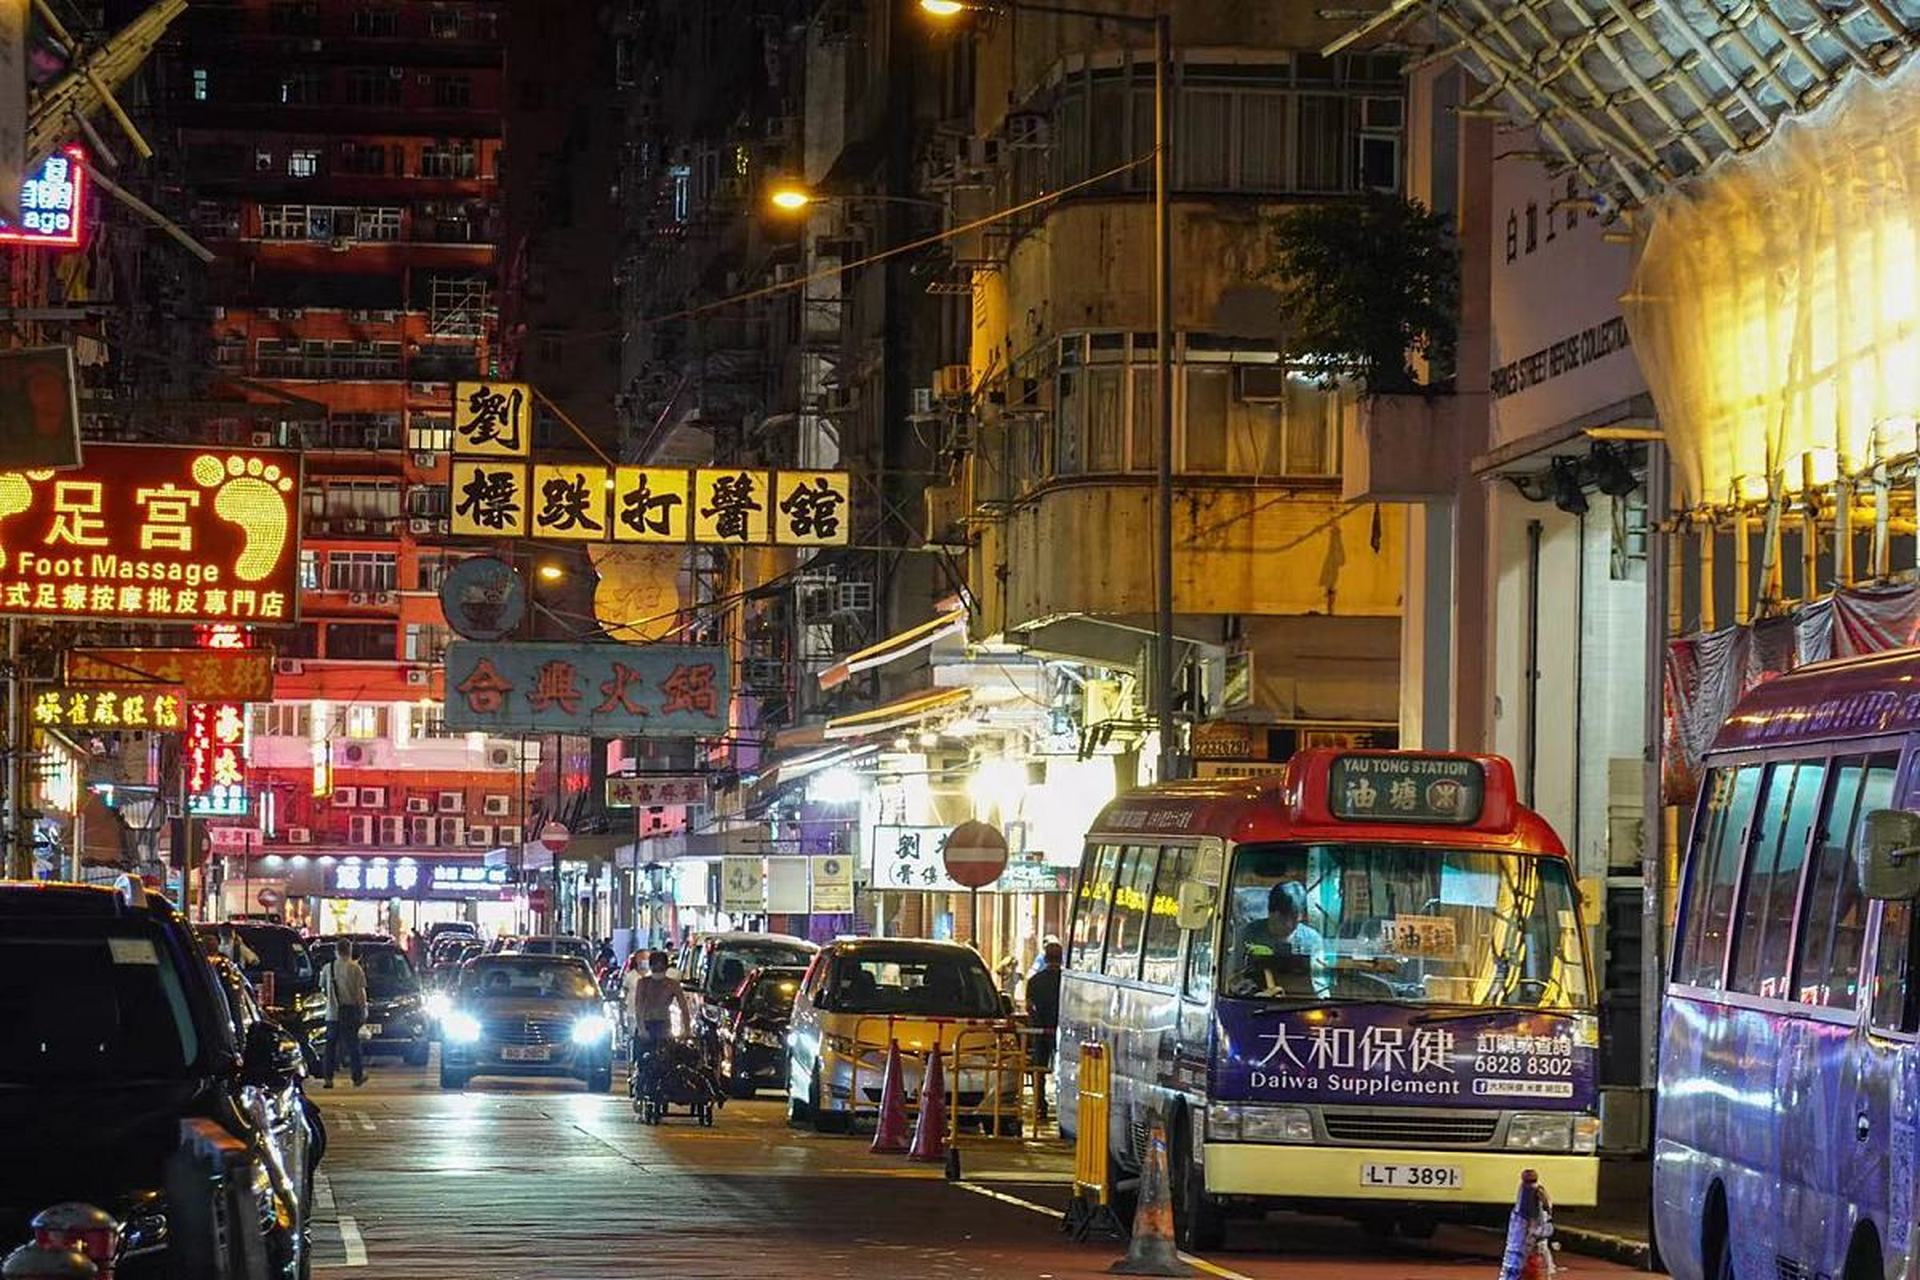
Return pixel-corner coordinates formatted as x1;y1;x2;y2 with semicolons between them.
338;1216;368;1267
313;1172;336;1215
952;1182;1256;1280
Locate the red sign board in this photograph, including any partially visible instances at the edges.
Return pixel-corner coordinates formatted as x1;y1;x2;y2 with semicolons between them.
0;444;302;625
65;648;276;702
527;885;550;912
186;702;249;817
943;820;1009;889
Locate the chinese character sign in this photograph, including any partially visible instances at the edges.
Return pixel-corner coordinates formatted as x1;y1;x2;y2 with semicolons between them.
33;685;187;731
1326;755;1486;825
66;648;276;701
0;445;301;625
774;471;851;546
0;147;86;249
871;825;966;892
612;467;690;543
531;464;609;540
442;642;729;737
605;774;710;808
187;701;250;817
450;460;529;537
693;469;771;544
451;380;530;457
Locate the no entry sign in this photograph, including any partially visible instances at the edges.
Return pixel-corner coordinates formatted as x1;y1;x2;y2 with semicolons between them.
943;820;1008;889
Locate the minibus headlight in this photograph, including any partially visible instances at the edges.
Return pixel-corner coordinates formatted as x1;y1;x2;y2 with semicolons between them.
1206;1103;1312;1144
1572;1115;1600;1154
1205;1103;1241;1142
1506;1113;1574;1151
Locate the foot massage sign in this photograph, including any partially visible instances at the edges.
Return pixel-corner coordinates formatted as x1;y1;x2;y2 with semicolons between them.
0;445;302;625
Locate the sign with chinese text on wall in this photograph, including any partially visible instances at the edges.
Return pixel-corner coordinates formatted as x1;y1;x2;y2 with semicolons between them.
65;648;276;702
606;774;710;808
452;381;530;458
0;147;87;249
186;702;249;816
450;462;851;547
0;445;301;625
871;826;1064;893
442;641;729;738
33;685;186;731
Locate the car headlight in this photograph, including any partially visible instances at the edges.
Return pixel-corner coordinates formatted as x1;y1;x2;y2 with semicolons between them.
443;1012;482;1044
571;1015;612;1045
1206;1103;1312;1144
425;991;452;1019
744;1028;782;1049
1506;1112;1591;1151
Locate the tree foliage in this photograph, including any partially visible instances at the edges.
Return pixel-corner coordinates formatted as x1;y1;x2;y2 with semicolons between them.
1263;193;1460;396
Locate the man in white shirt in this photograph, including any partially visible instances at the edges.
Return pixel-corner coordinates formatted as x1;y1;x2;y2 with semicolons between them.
319;939;370;1088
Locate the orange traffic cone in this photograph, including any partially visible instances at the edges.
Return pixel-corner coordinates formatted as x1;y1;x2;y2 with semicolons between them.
871;1040;910;1154
907;1045;949;1163
1109;1113;1192;1276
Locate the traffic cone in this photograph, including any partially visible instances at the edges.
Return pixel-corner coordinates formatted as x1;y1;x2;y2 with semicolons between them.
871;1039;910;1155
907;1044;949;1163
1109;1113;1192;1276
1498;1169;1550;1280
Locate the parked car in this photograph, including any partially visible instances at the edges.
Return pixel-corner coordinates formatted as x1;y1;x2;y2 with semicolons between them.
714;965;806;1098
207;920;326;1048
424;921;477;945
506;934;597;964
675;931;818;1065
438;954;615;1091
786;938;1019;1134
0;879;320;1278
310;937;431;1065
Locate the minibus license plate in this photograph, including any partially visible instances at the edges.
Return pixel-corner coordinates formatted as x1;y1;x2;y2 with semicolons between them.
502;1045;551;1062
1361;1163;1462;1189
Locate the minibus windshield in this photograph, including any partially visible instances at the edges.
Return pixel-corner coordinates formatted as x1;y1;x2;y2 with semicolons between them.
1221;843;1590;1010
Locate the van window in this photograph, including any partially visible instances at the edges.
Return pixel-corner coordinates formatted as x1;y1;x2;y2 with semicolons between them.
1676;764;1761;988
1141;845;1193;988
1070;844;1120;971
1793;754;1894;1008
1730;761;1825;998
1871;900;1920;1033
1104;845;1160;980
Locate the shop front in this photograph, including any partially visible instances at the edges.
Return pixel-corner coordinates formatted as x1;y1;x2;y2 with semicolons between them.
225;853;521;939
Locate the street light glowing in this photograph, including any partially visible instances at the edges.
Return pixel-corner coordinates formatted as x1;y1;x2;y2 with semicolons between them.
537;562;565;582
918;0;968;14
768;185;813;212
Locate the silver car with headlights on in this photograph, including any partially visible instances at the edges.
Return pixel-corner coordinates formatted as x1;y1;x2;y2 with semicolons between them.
438;955;616;1092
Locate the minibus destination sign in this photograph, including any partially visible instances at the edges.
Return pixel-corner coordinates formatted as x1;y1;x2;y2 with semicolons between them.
1327;754;1484;825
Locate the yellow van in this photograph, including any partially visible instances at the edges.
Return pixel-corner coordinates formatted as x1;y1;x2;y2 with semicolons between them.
785;937;1022;1134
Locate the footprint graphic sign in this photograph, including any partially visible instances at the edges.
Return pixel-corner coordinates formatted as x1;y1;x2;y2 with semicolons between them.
0;444;302;625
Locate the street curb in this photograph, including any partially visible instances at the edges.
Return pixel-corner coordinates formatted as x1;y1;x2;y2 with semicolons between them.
1554;1224;1654;1270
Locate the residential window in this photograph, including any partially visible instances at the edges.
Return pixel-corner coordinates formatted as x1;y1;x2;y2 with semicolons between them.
427;274;488;337
316;412;402;448
404;623;451;663
338;141;386;176
417;703;449;738
287;150;320;178
259;205;307;240
352;7;398;36
430;75;472;108
325;551;399;594
346;69;404;107
419;141;478;179
250;704;311;738
279;69;329;105
298;549;319;590
407;486;450;519
408;414;453;452
327;624;398;663
429;7;494;38
343;703;390;739
417;555;462;593
318;482;401;526
192;68;209;101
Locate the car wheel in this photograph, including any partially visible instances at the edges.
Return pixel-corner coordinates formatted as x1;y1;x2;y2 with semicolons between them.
587;1064;613;1094
404;1040;430;1068
438;1062;468;1090
1172;1112;1226;1252
811;1065;848;1134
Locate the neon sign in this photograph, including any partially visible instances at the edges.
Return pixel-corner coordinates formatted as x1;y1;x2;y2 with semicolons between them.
0;147;87;248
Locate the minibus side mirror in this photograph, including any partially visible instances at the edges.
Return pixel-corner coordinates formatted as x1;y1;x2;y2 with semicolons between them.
1862;809;1920;900
1175;881;1215;931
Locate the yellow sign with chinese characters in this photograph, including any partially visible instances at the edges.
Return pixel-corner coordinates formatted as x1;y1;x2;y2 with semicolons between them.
450;460;529;537
34;685;187;731
693;469;771;544
530;464;610;541
773;471;851;546
612;467;690;543
452;380;530;457
0;445;300;624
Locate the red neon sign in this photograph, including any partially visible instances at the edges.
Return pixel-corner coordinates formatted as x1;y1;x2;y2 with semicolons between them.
0;146;87;249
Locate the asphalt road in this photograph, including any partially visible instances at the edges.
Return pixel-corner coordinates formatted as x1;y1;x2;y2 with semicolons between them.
307;1055;1646;1279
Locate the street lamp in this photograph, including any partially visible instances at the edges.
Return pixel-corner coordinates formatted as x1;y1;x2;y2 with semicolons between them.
919;0;1179;780
765;179;945;216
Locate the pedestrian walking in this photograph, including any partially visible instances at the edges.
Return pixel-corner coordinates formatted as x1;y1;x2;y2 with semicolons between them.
320;938;370;1088
1025;940;1063;1121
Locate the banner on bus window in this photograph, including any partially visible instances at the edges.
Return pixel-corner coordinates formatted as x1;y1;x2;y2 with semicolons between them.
1211;1004;1598;1111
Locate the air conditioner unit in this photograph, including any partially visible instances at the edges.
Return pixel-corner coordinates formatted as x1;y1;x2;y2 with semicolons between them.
329;237;351;252
408;815;434;845
379;815;406;845
497;825;522;846
349;310;372;322
331;786;356;808
286;827;312;844
486;745;514;768
437;816;465;846
348;815;375;844
349;591;368;605
406;796;431;814
412;452;438;467
482;794;509;817
337;742;370;766
250;430;276;447
408;518;430;534
409;382;438;395
340;519;367;534
434;519;450;534
275;659;304;676
466;824;493;847
405;668;428;686
437;790;464;813
372;592;396;605
358;786;386;807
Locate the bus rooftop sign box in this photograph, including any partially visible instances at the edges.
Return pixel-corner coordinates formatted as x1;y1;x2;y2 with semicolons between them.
1296;751;1516;834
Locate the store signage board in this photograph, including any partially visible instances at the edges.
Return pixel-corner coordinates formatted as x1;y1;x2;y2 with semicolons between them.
1327;754;1486;825
186;702;249;817
442;641;729;737
605;774;710;808
0;444;301;624
0;148;86;248
65;648;275;702
449;463;851;547
438;555;526;641
721;856;766;912
33;684;186;731
810;854;854;912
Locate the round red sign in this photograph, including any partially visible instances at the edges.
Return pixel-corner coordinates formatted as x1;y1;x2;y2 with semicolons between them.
539;821;570;854
943;820;1009;889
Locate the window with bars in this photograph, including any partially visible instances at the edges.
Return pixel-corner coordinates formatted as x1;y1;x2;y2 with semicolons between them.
352;7;398;36
325;552;399;594
299;550;319;590
429;7;495;38
287;150;320;178
407;486;451;518
430;75;472;108
314;482;401;524
346;68;403;107
404;623;452;663
408;415;453;452
250;704;311;738
419;142;478;179
427;274;488;336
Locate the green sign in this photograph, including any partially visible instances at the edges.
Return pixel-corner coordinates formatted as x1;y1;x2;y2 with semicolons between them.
1327;755;1484;825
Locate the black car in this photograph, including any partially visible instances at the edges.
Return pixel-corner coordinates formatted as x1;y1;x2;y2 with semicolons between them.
207;921;326;1049
0;879;319;1279
714;965;806;1098
311;938;431;1065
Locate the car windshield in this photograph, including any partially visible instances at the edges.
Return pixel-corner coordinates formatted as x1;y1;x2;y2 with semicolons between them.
356;947;417;996
230;926;313;988
460;958;597;1001
745;974;802;1019
1220;842;1591;1009
0;924;201;1081
830;948;1001;1017
520;938;593;960
706;942;814;995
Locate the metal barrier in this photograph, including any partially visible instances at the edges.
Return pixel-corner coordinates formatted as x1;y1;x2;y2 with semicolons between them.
941;1021;1027;1143
1064;1041;1127;1241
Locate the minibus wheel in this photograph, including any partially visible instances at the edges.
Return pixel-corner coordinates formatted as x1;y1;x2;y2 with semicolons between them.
1843;1224;1882;1280
1171;1110;1226;1252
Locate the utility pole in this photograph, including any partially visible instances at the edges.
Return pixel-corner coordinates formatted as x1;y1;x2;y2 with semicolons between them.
4;619;29;879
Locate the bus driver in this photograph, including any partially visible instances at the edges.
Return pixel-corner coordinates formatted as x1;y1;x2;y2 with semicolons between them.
1229;880;1325;997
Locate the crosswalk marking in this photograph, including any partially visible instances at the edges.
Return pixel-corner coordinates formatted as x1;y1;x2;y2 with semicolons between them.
338;1216;368;1267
